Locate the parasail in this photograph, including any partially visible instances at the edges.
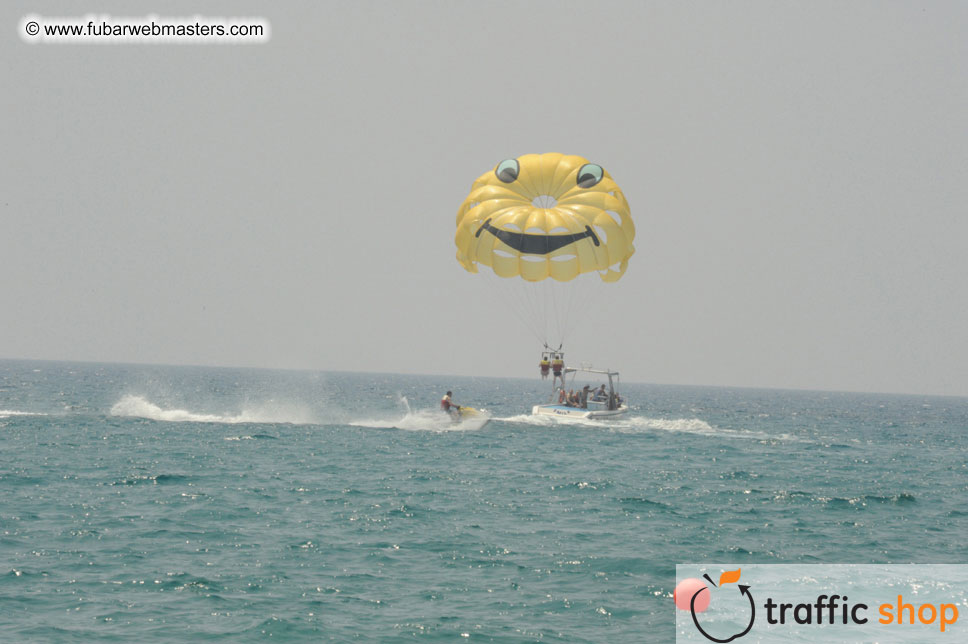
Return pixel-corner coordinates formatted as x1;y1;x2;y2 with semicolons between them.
455;153;635;283
454;153;636;362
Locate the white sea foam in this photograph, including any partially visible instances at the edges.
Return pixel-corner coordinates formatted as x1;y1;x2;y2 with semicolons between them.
497;412;582;426
350;395;491;432
351;409;490;432
496;413;806;442
613;416;770;440
0;409;47;418
109;395;315;425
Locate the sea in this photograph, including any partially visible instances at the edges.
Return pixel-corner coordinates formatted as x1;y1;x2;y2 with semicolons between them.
1;359;966;642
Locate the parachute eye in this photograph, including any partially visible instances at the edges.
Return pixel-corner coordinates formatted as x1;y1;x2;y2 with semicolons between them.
577;163;603;188
495;159;520;183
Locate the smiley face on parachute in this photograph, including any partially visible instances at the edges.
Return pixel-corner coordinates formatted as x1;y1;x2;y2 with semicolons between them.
455;153;635;282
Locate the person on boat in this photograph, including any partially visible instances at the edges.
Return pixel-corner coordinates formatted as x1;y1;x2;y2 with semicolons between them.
580;385;591;409
558;388;567;405
440;391;461;419
592;384;607;402
608;391;623;411
569;389;581;407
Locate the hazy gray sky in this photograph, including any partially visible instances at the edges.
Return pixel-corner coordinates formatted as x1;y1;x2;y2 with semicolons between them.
3;1;967;395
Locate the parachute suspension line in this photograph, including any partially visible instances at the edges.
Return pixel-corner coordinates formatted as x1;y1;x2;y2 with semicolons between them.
531;216;551;345
490;271;605;355
540;282;548;346
492;277;578;353
530;281;543;346
522;279;554;350
543;280;555;348
559;278;574;347
506;280;579;352
485;274;545;346
560;276;589;348
544;228;555;348
533;281;546;346
514;281;546;346
518;280;541;345
551;279;563;349
538;277;574;350
526;278;561;350
569;276;584;340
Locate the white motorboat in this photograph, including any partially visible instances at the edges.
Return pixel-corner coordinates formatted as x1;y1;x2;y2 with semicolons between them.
532;367;628;419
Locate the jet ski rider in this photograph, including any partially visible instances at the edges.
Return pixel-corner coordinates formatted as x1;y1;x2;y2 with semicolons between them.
440;391;461;419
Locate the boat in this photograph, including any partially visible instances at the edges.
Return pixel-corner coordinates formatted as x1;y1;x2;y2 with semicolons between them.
532;366;628;419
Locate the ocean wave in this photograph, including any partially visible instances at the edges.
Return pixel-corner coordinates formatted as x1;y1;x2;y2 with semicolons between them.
109;395;315;425
110;473;191;486
619;496;676;512
821;493;917;508
0;409;47;418
495;413;806;442
772;490;918;507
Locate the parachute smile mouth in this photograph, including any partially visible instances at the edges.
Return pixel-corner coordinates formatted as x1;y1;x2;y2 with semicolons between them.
475;219;600;255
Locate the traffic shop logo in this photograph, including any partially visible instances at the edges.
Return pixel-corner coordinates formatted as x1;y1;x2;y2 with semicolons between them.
675;568;961;641
675;569;754;642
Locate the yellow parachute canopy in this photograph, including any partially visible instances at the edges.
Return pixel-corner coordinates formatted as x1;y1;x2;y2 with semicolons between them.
456;153;635;282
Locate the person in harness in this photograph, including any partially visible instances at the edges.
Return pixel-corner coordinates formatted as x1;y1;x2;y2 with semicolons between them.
539;353;551;379
440;391;461;420
551;353;565;388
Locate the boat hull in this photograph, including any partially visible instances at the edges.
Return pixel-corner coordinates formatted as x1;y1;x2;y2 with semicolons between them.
531;404;627;419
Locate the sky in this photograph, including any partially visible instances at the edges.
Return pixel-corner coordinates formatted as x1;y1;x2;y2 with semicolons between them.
3;1;967;396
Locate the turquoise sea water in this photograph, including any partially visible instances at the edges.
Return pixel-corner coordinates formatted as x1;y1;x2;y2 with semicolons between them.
1;360;966;642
